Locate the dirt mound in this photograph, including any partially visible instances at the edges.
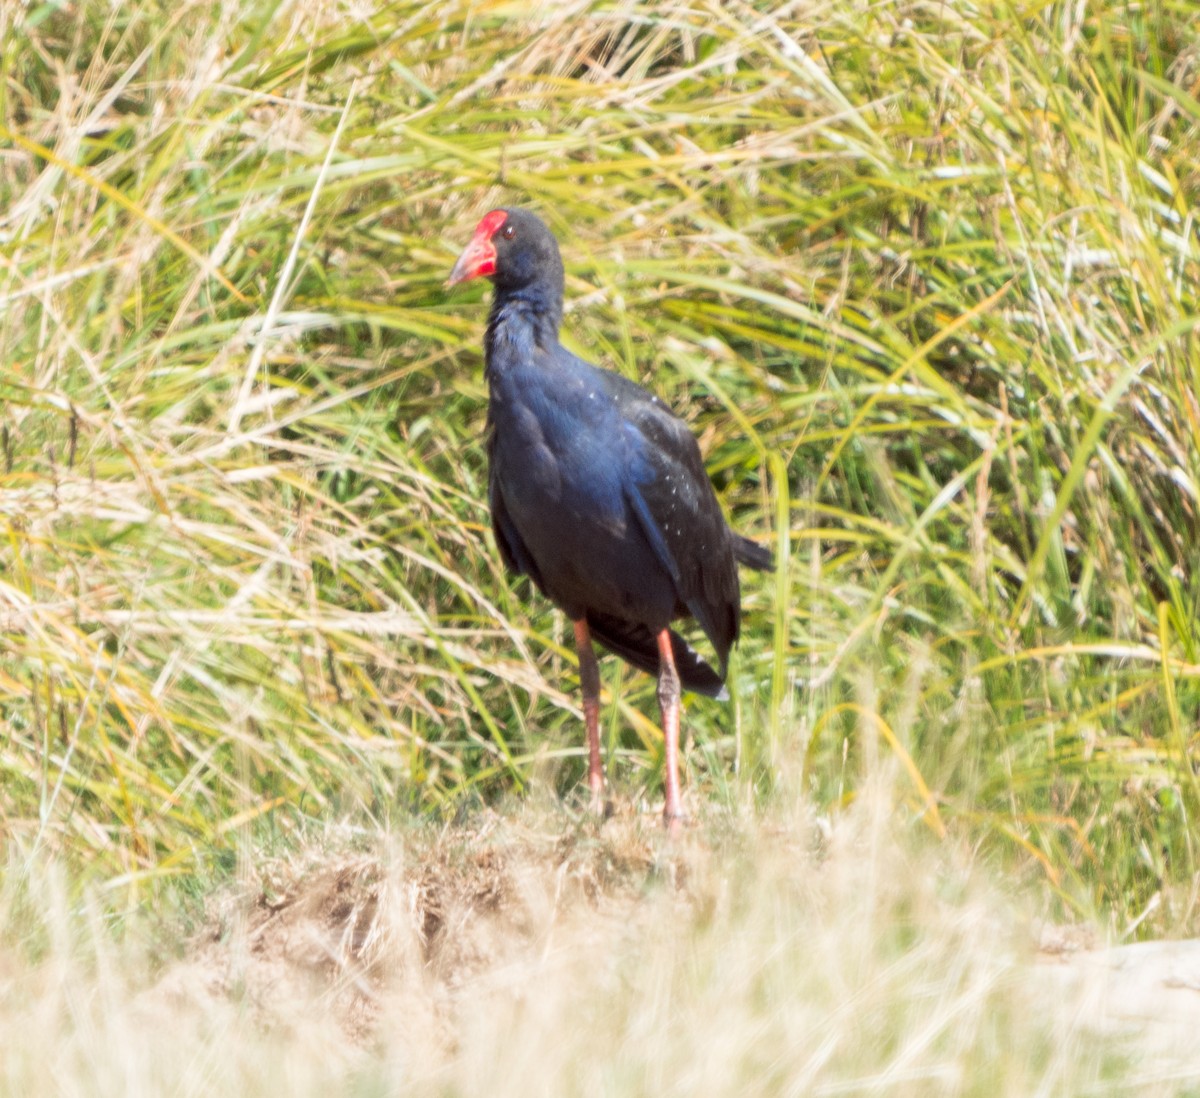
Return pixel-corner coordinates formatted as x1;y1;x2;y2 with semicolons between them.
147;813;670;1056
139;808;1200;1087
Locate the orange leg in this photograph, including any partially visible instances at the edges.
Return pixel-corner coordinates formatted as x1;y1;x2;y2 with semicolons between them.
655;629;683;831
572;618;606;812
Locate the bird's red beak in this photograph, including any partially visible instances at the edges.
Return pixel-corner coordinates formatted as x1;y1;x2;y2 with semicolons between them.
446;210;508;287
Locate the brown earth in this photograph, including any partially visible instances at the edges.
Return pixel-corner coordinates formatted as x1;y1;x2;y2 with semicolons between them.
143;810;678;1062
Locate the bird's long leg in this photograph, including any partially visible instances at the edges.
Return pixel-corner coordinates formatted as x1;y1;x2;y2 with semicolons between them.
572;618;606;812
655;629;684;831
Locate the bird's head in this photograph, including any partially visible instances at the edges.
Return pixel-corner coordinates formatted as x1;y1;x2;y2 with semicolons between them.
447;207;564;297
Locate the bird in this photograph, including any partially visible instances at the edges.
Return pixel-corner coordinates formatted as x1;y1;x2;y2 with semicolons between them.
447;207;772;827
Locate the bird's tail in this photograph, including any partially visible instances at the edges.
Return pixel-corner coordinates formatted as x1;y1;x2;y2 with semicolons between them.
734;535;774;572
584;611;727;700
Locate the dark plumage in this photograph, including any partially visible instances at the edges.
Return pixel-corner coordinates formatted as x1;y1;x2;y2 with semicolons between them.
448;207;772;825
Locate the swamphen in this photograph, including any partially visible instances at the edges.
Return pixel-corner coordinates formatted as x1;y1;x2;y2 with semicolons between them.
448;207;771;826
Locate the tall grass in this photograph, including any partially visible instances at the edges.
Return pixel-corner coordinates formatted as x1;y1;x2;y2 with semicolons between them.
1;0;1198;931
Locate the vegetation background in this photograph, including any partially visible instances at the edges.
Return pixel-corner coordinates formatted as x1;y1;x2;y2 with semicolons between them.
1;0;1199;1089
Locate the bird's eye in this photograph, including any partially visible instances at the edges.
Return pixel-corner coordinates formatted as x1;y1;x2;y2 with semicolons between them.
502;224;516;240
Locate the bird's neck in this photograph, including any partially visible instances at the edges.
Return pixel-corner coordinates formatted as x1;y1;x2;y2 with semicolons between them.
485;289;562;378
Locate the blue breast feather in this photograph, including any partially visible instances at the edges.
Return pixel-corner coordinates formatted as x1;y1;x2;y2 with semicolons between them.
492;348;659;527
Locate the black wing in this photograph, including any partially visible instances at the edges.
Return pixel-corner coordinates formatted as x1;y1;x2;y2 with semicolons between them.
599;372;743;673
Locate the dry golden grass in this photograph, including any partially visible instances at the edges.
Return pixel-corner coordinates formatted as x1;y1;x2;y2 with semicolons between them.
3;794;1198;1095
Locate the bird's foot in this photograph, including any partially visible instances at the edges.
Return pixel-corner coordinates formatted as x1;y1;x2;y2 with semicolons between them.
588;782;613;820
662;807;688;839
